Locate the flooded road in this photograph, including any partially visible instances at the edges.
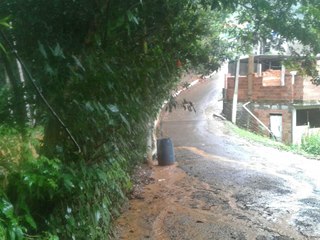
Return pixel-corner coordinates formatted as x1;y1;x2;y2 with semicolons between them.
113;73;320;240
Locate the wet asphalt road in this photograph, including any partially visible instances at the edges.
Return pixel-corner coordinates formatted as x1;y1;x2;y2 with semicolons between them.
160;73;320;239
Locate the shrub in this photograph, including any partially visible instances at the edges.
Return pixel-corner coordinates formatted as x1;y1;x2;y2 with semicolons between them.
0;126;133;239
6;156;62;235
0;126;61;239
48;158;132;239
301;133;320;155
0;192;25;240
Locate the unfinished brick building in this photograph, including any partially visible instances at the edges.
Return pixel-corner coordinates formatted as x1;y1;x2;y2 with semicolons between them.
223;55;320;144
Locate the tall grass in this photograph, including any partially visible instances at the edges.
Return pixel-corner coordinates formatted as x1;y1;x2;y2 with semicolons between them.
301;133;320;155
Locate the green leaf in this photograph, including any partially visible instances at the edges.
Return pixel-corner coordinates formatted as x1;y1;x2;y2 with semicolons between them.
0;17;11;28
72;55;85;71
25;214;37;230
85;102;94;112
9;229;15;240
50;43;65;58
95;210;101;222
64;177;75;190
45;63;55;76
107;104;119;113
127;10;139;25
104;63;114;74
38;42;48;59
0;197;14;219
96;170;108;181
120;113;131;133
0;43;6;54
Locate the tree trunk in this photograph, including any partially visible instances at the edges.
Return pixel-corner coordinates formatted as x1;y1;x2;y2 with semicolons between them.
1;52;27;133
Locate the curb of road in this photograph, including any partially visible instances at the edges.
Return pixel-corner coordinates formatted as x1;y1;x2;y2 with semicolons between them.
172;79;200;97
148;78;203;160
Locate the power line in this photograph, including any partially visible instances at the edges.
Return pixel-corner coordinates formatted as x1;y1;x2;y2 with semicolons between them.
0;30;82;154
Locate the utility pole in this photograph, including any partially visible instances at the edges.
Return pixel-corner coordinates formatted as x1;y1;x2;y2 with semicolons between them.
232;57;240;124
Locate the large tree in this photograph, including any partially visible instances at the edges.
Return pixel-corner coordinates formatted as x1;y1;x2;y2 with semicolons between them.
0;1;232;238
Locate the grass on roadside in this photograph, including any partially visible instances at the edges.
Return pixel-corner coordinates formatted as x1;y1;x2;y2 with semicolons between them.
225;121;319;159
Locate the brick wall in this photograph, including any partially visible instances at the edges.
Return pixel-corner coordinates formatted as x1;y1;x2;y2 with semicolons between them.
303;77;320;101
224;71;320;144
252;107;292;144
262;69;281;86
226;73;306;102
226;76;249;101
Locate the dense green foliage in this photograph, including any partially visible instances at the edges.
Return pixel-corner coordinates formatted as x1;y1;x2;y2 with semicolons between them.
0;0;320;239
301;133;320;155
0;1;231;239
0;126;132;239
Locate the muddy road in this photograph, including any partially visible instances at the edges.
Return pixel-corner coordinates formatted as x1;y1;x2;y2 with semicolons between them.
113;73;320;240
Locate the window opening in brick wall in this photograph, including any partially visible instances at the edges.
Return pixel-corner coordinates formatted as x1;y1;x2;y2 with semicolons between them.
296;108;320;128
260;61;281;71
228;58;283;76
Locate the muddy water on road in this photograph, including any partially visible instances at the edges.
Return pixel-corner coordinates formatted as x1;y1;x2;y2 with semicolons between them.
113;162;253;240
113;158;304;240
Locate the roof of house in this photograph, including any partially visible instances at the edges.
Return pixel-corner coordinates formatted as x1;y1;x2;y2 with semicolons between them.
229;54;290;64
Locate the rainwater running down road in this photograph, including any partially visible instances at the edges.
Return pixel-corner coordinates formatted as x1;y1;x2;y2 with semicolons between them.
114;72;320;240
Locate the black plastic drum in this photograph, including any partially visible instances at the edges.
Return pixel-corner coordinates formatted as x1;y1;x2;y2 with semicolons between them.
157;138;175;166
